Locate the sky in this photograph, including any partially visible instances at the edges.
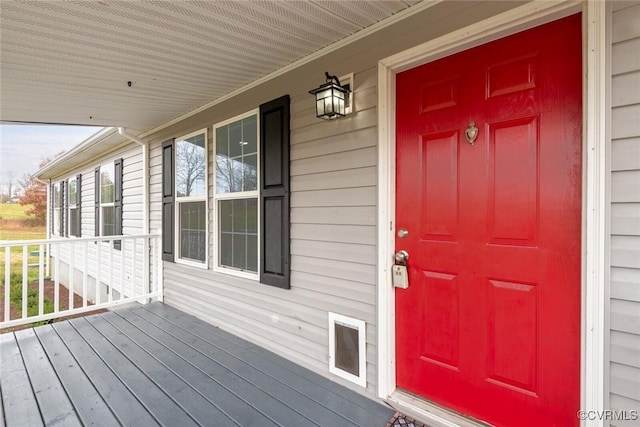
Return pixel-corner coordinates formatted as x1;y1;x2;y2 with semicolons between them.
0;124;103;194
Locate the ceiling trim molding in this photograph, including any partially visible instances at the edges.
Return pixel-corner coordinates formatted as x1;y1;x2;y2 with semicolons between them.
138;0;442;139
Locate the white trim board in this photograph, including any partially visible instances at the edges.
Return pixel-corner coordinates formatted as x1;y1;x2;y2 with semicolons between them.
376;1;608;426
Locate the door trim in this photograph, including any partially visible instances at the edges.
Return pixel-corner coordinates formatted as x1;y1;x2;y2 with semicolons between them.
376;1;609;425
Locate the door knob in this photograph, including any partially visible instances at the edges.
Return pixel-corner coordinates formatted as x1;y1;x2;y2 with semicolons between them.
395;250;409;264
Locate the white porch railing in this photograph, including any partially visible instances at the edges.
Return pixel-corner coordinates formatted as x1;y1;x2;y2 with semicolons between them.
0;234;161;329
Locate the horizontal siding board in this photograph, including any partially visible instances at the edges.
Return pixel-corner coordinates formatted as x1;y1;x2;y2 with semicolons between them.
612;171;640;202
611;267;640;302
610;394;640;427
613;38;640;76
291;255;376;287
291;239;376;265
291;146;377;175
612;104;640;140
292;206;376;226
291;223;376;245
291;167;376;191
613;4;640;43
610;363;640;401
612;138;640;171
612;72;640;107
611;331;640;369
611;299;640;335
611;235;640;268
291;187;377;207
292;272;376;306
290;126;377;160
611;203;640;235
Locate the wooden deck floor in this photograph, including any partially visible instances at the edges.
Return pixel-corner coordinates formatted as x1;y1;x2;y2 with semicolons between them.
0;302;395;427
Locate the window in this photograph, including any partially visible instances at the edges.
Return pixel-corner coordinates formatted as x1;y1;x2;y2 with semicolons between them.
175;130;207;265
214;112;258;276
52;182;61;236
95;160;122;248
68;176;81;237
160;95;290;288
100;163;116;236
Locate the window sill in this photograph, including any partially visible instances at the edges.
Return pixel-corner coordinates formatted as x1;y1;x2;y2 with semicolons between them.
175;257;208;270
213;265;257;281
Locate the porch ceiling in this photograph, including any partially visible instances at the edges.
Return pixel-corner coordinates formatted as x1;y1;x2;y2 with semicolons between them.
0;0;420;132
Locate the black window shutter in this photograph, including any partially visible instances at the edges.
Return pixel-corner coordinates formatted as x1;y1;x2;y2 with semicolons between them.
61;180;67;237
162;139;175;262
114;158;123;250
76;174;82;237
94;167;100;237
259;95;291;289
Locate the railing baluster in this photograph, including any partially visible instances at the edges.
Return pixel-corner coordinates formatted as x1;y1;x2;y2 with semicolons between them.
132;238;137;299
83;241;88;308
69;241;75;310
55;243;60;311
22;246;28;318
108;242;113;302
143;237;150;301
96;241;102;305
120;239;125;300
38;244;44;317
4;248;11;322
53;244;59;313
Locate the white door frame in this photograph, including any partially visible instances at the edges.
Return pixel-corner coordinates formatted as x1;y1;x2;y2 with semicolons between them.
376;1;608;425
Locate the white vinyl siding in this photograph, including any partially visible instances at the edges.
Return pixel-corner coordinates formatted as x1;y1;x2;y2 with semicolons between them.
50;145;145;301
610;3;640;425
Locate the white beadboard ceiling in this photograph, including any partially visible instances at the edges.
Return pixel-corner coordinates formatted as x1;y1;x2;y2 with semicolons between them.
1;0;420;132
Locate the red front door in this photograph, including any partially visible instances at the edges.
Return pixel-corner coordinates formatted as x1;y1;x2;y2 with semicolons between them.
395;15;582;427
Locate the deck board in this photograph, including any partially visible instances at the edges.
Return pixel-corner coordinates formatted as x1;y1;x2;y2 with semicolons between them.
0;333;44;427
141;303;392;426
34;326;120;426
0;302;395;427
14;328;81;427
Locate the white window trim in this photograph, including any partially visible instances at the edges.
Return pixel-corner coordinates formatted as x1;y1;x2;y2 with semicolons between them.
328;312;367;388
174;128;209;269
212;109;260;280
376;1;607;426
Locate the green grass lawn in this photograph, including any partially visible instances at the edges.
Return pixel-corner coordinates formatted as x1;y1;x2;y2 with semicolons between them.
0;203;47;283
0;203;32;221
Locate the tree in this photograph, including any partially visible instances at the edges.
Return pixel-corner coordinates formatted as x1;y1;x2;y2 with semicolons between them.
18;152;63;224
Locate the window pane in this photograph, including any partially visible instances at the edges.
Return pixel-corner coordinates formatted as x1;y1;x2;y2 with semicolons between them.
242;115;257;154
69;207;79;236
176;132;206;198
100;165;115;204
179;201;206;263
102;206;115;236
53;209;60;234
53;184;61;208
215;114;258;194
218;198;257;272
68;178;77;206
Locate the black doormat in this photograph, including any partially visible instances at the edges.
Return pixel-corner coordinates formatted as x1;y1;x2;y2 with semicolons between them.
386;412;428;427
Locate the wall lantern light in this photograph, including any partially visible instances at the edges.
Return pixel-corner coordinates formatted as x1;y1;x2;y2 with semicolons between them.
309;72;351;120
